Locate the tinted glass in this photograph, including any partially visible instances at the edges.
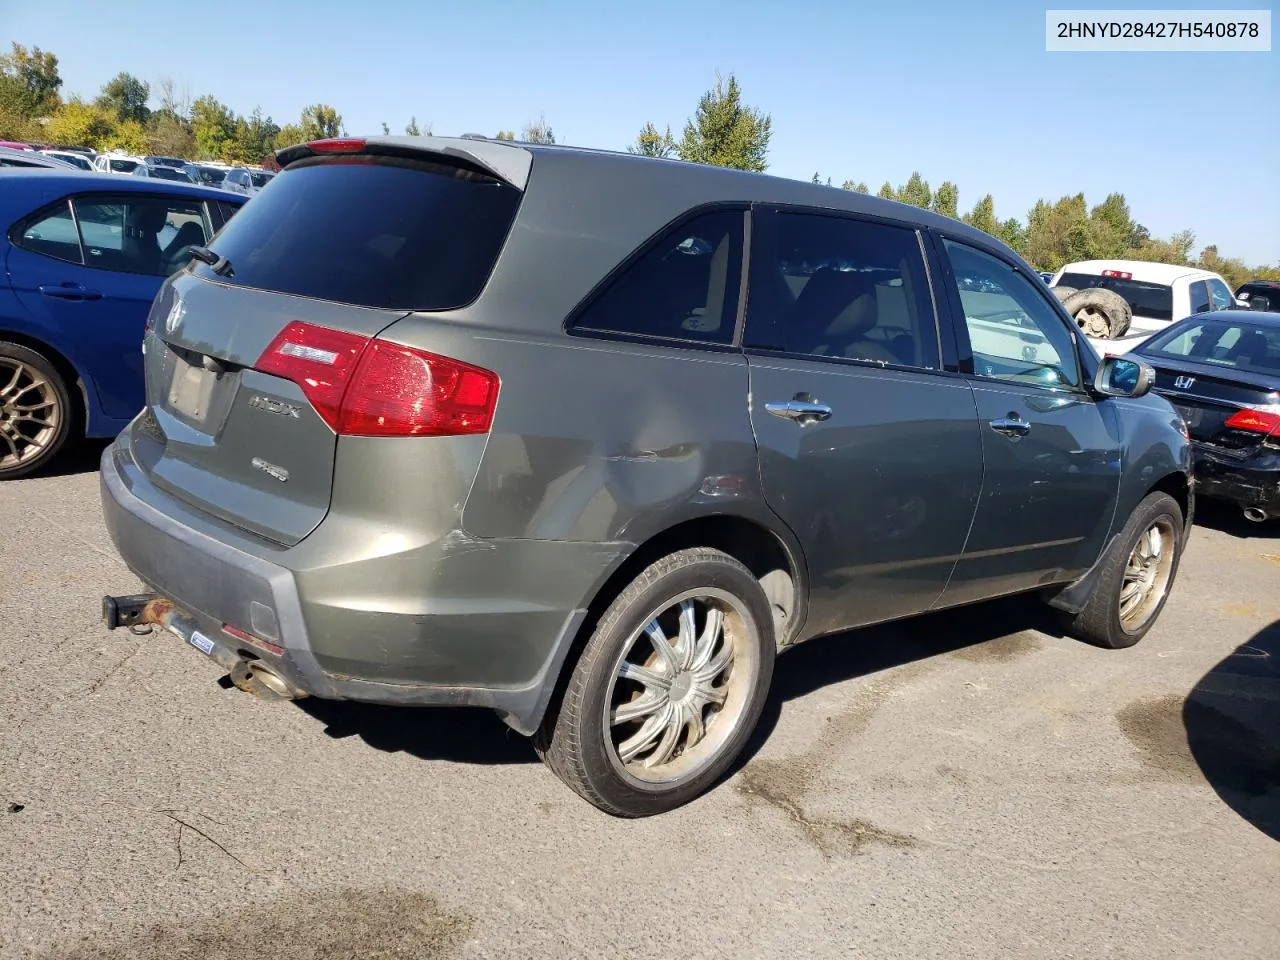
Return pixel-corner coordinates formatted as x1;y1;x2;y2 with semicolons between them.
1057;271;1174;322
147;166;191;183
1207;277;1233;311
1187;279;1211;314
572;209;744;345
193;166;225;185
73;196;210;276
195;157;521;310
14;201;82;264
945;239;1079;388
249;171;274;188
1142;320;1280;375
108;159;139;173
747;212;938;368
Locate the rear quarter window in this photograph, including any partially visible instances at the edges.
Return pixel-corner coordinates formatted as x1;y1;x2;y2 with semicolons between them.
194;157;521;310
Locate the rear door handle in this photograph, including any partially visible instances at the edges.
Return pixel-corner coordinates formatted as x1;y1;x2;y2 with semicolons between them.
765;399;833;424
989;415;1031;438
39;283;102;301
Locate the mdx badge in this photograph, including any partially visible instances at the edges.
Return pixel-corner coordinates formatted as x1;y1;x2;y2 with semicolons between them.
1173;376;1196;390
248;395;301;418
251;457;289;482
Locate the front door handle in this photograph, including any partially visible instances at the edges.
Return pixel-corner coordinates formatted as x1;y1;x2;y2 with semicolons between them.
989;414;1031;438
765;399;833;424
39;283;102;301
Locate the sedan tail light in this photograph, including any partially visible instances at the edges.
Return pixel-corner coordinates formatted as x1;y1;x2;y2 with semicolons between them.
1223;408;1280;436
254;321;499;437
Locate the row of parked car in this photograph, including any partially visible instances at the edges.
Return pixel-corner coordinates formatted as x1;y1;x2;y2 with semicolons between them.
0;141;274;197
2;135;1277;820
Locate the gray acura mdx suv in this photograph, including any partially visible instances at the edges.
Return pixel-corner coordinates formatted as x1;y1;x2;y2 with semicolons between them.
101;136;1192;817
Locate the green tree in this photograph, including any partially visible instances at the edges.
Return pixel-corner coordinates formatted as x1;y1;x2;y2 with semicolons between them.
998;218;1027;254
628;121;677;158
897;171;931;209
0;42;62;117
931;181;959;220
104;118;149;154
521;115;555;144
677;73;771;172
841;180;869;193
876;182;895;200
494;129;515;141
381;121;390;135
299;103;343;141
404;116;431;136
43;99;116;149
227;107;279;163
147;110;196;158
190;95;236;159
963;194;998;236
96;72;150;125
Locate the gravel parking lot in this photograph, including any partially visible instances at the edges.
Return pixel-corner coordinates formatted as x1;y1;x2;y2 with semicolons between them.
2;446;1277;959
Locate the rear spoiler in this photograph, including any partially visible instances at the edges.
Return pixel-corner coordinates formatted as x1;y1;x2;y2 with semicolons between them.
274;135;533;190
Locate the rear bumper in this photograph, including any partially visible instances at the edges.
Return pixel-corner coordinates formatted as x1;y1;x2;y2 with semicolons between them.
100;439;626;734
1192;444;1280;514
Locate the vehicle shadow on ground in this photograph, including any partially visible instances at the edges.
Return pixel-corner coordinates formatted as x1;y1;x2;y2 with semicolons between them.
294;593;1065;771
732;594;1066;773
35;438;111;479
1183;617;1280;841
1193;498;1278;539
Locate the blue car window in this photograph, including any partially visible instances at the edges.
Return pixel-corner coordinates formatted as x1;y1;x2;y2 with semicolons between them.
15;200;83;265
73;196;209;277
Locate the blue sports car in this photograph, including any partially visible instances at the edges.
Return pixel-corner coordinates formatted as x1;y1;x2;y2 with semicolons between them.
1;170;247;478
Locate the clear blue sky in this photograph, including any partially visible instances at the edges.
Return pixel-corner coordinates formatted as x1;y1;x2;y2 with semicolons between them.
6;0;1278;263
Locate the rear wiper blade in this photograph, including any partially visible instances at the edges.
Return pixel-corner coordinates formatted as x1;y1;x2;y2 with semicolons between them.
188;245;234;277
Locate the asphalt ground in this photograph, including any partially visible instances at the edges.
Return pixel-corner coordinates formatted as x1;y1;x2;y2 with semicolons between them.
2;443;1277;959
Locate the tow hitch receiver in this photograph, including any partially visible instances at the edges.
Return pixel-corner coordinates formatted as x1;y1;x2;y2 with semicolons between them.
102;594;165;631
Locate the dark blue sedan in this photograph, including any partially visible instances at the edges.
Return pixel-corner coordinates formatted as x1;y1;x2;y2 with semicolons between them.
1;170;247;478
1129;309;1280;524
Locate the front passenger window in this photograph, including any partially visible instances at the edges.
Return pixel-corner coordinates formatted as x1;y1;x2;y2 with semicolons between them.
941;238;1080;389
1207;278;1233;312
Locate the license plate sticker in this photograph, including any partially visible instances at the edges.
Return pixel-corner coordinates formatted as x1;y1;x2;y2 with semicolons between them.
167;361;215;423
190;631;216;655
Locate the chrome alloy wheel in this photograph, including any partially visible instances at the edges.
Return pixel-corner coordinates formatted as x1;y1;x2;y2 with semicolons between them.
1119;517;1177;631
603;588;759;787
0;357;61;472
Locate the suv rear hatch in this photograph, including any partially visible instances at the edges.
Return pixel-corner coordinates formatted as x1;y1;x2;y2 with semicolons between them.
133;138;526;545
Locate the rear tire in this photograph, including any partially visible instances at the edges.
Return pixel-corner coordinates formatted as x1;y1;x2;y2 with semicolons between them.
1065;492;1184;649
535;548;775;818
0;342;72;480
1062;288;1132;339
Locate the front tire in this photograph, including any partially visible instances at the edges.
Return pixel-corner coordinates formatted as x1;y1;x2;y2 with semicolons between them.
1066;492;1184;649
0;342;72;480
536;548;776;818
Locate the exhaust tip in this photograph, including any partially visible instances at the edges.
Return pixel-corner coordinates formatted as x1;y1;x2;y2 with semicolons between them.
1243;506;1268;523
249;663;295;699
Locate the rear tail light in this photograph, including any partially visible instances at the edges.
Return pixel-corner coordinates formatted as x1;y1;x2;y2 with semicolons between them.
1224;408;1280;436
254;321;499;437
1101;270;1133;280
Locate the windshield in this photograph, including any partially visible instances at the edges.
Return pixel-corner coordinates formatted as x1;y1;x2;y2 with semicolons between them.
1058;271;1174;322
195;156;521;310
1143;320;1280;376
193;167;226;185
109;158;140;173
146;166;191;183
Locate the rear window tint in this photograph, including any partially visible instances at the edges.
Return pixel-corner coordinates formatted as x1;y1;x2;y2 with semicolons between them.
195;157;521;310
1058;272;1173;322
1144;320;1280;375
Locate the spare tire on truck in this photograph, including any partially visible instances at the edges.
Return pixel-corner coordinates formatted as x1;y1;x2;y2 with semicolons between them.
1061;288;1132;340
1051;286;1078;303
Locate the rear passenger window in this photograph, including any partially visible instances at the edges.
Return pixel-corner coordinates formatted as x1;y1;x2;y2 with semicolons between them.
746;212;939;368
72;196;210;277
571;209;745;345
14;201;83;265
1188;280;1211;314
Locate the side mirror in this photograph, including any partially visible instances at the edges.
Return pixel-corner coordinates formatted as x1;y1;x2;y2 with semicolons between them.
1094;354;1155;399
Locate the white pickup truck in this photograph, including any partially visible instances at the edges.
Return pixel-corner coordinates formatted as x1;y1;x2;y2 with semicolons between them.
1050;259;1244;353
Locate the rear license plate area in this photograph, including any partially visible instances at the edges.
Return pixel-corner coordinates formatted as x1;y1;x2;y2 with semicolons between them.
1174;404;1203;428
167;358;216;424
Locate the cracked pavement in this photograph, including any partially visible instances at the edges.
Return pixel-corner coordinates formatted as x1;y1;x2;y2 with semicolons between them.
2;445;1278;958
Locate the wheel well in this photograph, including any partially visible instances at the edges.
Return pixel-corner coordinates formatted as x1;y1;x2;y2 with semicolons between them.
1151;471;1190;522
533;516;802;737
0;330;86;434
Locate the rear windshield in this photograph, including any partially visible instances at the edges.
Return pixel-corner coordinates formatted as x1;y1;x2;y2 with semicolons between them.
195;156;522;310
1059;271;1173;322
193;167;225;184
1143;320;1280;376
249;170;274;188
147;166;191;182
109;159;139;173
